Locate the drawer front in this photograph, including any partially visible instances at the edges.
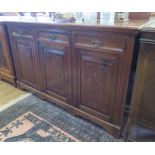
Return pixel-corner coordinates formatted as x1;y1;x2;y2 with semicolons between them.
37;30;69;42
9;26;33;38
141;31;155;42
73;31;126;52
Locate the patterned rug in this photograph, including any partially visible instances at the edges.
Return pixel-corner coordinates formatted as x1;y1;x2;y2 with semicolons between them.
0;95;122;142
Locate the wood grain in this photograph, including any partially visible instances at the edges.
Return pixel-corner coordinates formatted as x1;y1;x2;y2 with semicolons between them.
125;28;155;141
6;22;139;138
0;24;15;85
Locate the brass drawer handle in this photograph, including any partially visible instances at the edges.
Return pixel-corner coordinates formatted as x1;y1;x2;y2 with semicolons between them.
12;32;22;37
11;32;32;39
91;39;103;47
48;34;57;40
12;31;24;35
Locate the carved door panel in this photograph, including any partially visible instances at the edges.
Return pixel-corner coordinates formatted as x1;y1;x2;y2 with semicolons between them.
38;41;72;103
137;44;155;130
0;24;8;69
11;38;38;88
0;41;7;68
73;48;123;121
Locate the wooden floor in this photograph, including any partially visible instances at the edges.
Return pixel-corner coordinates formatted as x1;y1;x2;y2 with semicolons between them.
0;80;26;107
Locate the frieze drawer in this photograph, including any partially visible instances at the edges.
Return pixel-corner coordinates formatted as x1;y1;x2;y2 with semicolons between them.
73;31;126;52
37;30;69;42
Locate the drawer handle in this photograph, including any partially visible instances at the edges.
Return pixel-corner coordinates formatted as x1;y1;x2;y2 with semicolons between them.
11;32;32;39
91;39;103;47
12;32;22;37
48;34;57;40
12;31;24;36
12;31;23;35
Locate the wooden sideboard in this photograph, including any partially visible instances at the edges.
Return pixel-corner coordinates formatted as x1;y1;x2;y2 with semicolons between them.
0;24;15;85
0;18;145;138
125;26;155;141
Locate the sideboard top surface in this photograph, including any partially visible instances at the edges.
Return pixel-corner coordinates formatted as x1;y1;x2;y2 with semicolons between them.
0;16;153;34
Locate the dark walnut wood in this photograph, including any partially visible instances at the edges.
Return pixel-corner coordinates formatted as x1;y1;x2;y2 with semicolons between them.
0;24;15;85
0;41;7;67
8;26;39;89
6;22;139;138
72;30;136;137
125;28;155;141
36;29;72;104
